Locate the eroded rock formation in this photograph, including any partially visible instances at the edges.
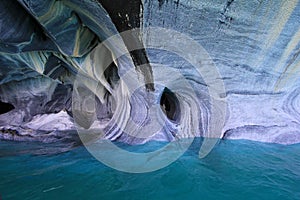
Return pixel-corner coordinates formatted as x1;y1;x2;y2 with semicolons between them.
1;0;300;145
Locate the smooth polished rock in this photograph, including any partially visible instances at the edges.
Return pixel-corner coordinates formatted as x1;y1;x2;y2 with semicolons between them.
0;0;300;145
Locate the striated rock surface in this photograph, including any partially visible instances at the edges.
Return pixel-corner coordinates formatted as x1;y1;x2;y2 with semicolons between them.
0;0;300;145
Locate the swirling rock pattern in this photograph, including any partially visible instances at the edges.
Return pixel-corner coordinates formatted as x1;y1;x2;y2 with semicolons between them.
0;0;300;145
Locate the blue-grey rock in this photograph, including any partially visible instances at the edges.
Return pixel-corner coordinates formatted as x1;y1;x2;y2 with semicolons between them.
0;0;300;145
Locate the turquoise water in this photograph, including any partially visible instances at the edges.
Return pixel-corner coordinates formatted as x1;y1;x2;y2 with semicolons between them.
0;139;299;200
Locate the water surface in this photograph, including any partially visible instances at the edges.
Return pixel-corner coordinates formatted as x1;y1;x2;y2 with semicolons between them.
0;139;299;200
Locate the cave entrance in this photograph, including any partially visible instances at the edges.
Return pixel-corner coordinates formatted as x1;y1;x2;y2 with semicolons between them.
160;88;180;122
0;101;15;114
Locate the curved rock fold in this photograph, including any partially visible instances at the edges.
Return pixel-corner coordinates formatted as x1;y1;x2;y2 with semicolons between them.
0;0;300;146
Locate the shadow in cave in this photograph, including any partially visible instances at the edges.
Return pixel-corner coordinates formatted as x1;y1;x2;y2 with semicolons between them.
0;101;15;114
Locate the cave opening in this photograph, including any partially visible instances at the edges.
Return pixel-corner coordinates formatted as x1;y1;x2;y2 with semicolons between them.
0;101;15;114
160;88;180;122
104;62;120;87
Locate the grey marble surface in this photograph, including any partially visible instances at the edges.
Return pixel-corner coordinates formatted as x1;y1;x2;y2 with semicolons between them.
0;0;300;145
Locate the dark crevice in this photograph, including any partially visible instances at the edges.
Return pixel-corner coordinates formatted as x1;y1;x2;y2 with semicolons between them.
219;0;234;25
97;0;155;91
0;1;58;53
160;88;180;122
72;11;100;55
15;1;55;45
158;0;167;8
158;0;180;8
104;62;120;87
44;55;69;80
224;0;235;12
0;101;15;114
